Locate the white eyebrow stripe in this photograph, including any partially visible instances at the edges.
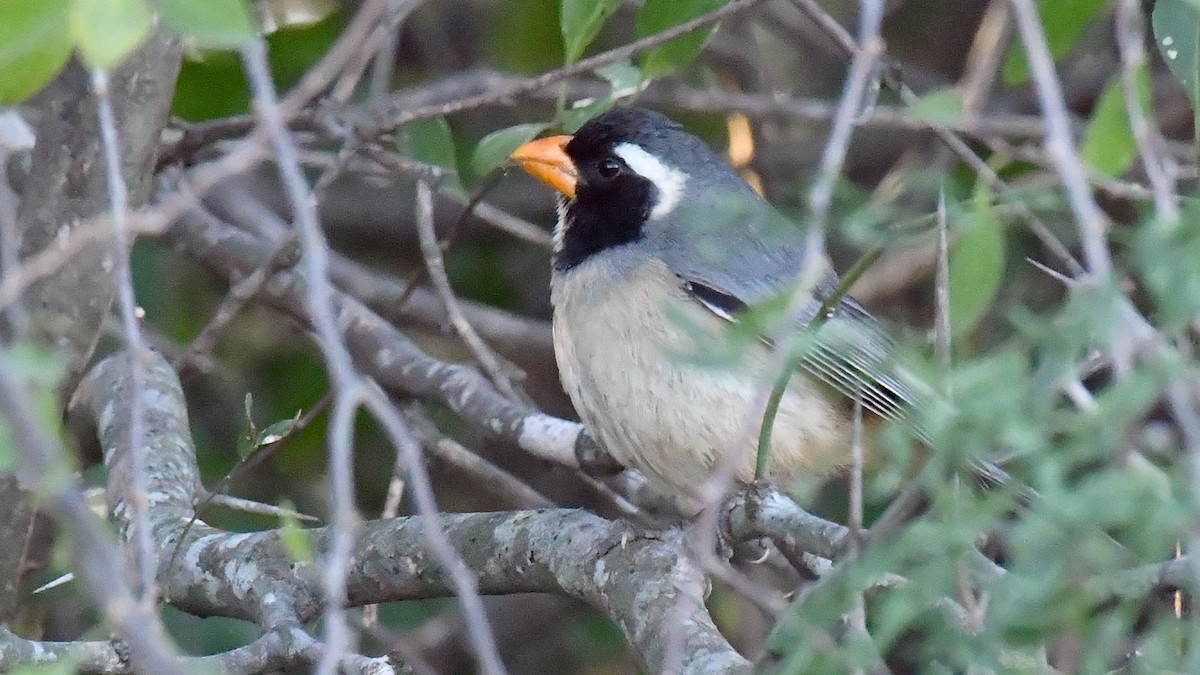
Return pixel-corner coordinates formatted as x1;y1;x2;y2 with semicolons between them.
613;142;687;219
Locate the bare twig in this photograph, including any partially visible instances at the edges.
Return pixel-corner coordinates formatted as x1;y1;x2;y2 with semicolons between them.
639;81;1047;138
198;492;320;522
849;398;865;557
330;0;425;103
406;405;554;509
956;0;1013;117
414;179;524;400
368;23;399;100
791;0;1086;278
934;189;952;372
242;42;510;673
162;209;598;478
1115;0;1180;222
93;67;156;602
369;0;774;133
241;41;367;674
681;0;891;619
365;149;551;247
278;0;393;115
175;230;299;373
1008;0;1112;280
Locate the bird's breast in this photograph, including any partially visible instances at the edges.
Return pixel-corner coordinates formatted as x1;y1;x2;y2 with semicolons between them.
550;255;849;506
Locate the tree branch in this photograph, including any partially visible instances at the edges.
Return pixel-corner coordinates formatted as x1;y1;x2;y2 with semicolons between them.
70;349;751;674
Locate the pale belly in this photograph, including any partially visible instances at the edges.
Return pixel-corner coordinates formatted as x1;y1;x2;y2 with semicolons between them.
551;257;849;505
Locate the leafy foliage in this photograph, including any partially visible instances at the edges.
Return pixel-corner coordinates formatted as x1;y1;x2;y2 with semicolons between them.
560;0;623;64
0;0;73;104
1001;0;1110;85
947;186;1006;340
1081;71;1149;178
471;122;549;176
636;0;725;79
0;0;256;104
68;0;152;70
150;0;256;49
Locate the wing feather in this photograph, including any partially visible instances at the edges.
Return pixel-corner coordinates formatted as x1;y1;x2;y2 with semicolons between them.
684;278;930;441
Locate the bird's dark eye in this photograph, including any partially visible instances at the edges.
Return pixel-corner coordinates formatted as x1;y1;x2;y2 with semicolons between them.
596;158;622;179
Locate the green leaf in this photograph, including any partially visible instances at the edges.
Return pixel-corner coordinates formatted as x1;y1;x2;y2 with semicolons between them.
908;87;963;126
596;62;642;97
151;0;256;48
0;344;67;474
0;0;73;104
397;116;461;192
561;63;644;132
1001;0;1109;85
560;0;622;63
277;500;313;562
1134;197;1200;330
69;0;152;69
254;411;301;448
562;97;612;133
471;122;549;176
1153;0;1200;109
236;391;257;460
636;0;724;80
948;187;1006;339
1080;71;1149;178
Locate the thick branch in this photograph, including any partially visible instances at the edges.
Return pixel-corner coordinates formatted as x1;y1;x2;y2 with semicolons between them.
73;349;750;674
15;30;181;364
0;25;181;663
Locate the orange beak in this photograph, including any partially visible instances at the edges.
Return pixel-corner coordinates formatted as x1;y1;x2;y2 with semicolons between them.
510;135;577;199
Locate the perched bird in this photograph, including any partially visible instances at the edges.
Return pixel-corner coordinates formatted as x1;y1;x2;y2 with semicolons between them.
510;108;924;508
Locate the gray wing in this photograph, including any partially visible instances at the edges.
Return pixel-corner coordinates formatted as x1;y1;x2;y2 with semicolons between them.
656;197;1033;494
680;274;930;440
643;182;930;435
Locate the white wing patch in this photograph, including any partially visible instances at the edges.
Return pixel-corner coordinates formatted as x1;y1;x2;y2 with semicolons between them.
613;142;688;220
684;281;738;322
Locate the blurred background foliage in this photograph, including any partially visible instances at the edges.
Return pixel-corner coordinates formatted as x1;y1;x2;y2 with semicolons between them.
6;0;1200;671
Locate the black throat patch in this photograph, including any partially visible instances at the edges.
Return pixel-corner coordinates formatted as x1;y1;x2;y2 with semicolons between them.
553;174;653;272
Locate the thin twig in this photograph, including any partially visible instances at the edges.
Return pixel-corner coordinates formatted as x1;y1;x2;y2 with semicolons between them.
415;179;523;400
94;68;157;602
790;0;1086;278
197;492;320;522
175;232;299;373
242;43;510;672
372;0;774;133
406;404;554;509
366;149;551;247
1008;0;1112;280
359;384;510;674
0;362;186;675
368;23;399;100
956;0;1012;118
278;0;393;116
849;397;865;557
331;0;425;103
749;0;887;484
934;189;952;373
692;0;889;614
1115;0;1180;222
241;41;369;675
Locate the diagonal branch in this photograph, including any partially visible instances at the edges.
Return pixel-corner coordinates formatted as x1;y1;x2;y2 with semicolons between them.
71;349;751;675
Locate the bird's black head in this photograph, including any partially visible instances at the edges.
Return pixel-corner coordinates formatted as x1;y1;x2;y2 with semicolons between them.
509;107;753;271
554;108;742;271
